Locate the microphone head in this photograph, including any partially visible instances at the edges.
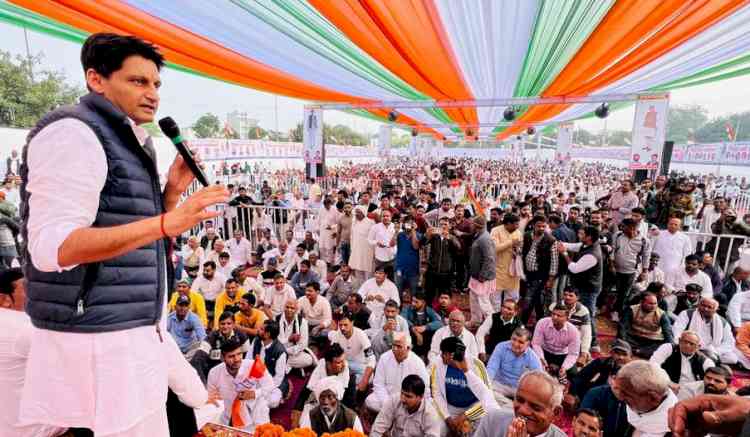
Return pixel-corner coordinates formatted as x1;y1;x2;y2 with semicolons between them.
158;117;180;139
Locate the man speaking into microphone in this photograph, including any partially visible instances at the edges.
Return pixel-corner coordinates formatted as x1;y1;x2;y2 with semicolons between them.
17;33;228;436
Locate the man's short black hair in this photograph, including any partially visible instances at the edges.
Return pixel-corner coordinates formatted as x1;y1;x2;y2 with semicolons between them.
241;293;256;306
706;365;732;382
440;336;464;354
263;320;280;339
81;33;164;78
0;267;23;298
582;225;600;242
220;338;243;355
575;408;603;429
325;343;345;362
685;254;701;264
306;281;321;292
203;260;216;269
218;311;235;323
401;374;426;397
502;213;520;225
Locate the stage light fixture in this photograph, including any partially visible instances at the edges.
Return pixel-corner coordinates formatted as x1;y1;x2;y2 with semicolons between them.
411;128;418;137
526;126;536;135
388;111;398;122
595;103;610;119
503;107;516;121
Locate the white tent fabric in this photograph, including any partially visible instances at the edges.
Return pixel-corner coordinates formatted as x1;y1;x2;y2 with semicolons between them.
434;0;539;135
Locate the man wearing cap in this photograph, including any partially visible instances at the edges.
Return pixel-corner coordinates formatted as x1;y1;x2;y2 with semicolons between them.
168;279;208;327
300;376;363;434
167;295;207;359
567;339;632;406
468;215;497;327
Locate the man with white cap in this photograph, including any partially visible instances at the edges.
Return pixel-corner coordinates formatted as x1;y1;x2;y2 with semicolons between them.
300;375;363;434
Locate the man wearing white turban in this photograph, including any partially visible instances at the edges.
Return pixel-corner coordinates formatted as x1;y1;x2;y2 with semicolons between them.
300;376;363;434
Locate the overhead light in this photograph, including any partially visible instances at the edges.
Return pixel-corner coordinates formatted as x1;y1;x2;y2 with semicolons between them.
526;126;536;135
466;129;474;137
503;107;516;121
516;135;522;140
595;103;610;119
388;111;398;122
411;128;418;137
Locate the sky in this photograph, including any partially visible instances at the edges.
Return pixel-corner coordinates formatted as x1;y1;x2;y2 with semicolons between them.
3;21;750;137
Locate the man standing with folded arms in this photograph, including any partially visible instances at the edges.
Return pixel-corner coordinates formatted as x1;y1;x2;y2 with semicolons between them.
18;33;229;436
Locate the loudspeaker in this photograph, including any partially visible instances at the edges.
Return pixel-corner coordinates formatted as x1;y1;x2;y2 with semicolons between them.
661;141;674;176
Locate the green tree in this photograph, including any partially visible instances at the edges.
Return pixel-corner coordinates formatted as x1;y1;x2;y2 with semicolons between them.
247;125;267;139
0;51;82;128
667;104;709;143
192;113;221;138
695;111;750;143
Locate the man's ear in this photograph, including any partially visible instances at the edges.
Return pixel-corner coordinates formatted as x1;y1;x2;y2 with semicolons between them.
85;68;106;94
552;405;562;417
0;294;12;309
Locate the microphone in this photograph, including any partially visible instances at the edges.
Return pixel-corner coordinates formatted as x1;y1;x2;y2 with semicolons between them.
158;117;209;187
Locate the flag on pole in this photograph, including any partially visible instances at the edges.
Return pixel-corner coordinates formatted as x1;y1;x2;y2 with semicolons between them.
224;121;236;138
726;121;736;141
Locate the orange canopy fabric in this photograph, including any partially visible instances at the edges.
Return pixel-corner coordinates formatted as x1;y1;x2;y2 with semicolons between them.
497;0;749;139
309;0;478;130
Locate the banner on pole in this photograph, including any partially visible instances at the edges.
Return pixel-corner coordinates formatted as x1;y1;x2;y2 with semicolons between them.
630;94;669;170
556;123;573;162
378;125;392;158
303;108;323;164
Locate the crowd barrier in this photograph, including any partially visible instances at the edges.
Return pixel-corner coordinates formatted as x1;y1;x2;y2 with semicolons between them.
685;231;748;273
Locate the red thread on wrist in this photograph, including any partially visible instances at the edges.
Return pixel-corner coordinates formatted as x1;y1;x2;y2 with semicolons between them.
160;214;169;239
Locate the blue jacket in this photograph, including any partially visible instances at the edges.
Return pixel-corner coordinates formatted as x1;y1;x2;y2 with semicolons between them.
401;305;443;332
20;92;170;333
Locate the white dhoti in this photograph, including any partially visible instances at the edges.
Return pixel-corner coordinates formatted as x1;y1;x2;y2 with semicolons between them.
469;278;494;325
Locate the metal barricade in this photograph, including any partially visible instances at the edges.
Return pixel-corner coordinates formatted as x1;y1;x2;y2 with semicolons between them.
186;204;319;254
684;231;749;273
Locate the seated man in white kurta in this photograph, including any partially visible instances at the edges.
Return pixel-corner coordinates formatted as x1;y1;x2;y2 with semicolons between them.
365;332;430;412
428;310;480;366
673;297;737;365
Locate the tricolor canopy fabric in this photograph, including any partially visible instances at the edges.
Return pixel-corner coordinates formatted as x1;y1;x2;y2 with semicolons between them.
3;0;750;140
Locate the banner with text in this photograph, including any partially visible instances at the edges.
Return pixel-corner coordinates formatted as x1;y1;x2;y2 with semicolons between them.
303;108;323;164
378;125;392;158
630;94;669;170
555;123;573;163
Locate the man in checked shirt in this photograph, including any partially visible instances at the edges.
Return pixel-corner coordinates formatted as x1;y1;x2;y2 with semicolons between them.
521;216;559;326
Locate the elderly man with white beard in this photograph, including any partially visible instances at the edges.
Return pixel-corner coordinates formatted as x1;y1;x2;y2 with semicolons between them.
300;376;363;434
673;297;737;365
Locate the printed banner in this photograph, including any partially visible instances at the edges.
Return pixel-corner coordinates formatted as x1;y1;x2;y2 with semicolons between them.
630;94;669;170
555;123;573;162
303;108;323;164
378;125;392;158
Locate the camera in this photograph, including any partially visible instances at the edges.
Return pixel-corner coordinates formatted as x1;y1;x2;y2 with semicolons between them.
453;343;466;362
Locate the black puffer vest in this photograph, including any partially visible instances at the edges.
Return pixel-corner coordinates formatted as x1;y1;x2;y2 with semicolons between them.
20;92;171;333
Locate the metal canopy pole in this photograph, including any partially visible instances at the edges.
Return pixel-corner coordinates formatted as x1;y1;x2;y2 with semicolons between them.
306;92;658;111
